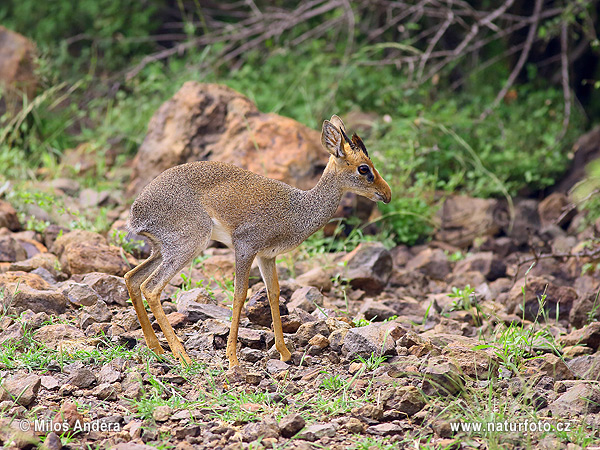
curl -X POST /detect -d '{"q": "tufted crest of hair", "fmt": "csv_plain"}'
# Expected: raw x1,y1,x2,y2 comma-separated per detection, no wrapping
351,133,369,158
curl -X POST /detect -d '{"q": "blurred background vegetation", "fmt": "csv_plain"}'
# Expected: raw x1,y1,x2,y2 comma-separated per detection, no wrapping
0,0,599,245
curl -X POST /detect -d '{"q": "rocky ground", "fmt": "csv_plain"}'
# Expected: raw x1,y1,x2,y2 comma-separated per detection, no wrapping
0,183,600,450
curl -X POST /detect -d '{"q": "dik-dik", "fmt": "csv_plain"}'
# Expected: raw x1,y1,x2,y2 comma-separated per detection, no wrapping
124,115,392,368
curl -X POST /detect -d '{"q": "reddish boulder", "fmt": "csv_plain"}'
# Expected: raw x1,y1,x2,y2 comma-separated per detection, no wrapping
127,82,329,197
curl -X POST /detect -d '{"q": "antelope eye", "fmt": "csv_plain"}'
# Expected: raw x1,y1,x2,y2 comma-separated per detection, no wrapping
358,165,370,175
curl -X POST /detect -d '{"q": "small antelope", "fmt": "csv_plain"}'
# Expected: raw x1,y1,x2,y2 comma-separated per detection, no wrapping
124,115,391,368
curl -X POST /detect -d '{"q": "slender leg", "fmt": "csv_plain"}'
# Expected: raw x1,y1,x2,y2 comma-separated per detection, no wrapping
257,256,291,362
124,252,164,355
141,260,193,364
226,249,255,368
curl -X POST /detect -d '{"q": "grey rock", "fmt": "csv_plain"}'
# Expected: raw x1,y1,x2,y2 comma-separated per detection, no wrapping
266,359,290,374
68,368,96,388
568,354,600,380
0,373,41,406
61,282,99,306
238,328,271,349
152,405,172,422
453,252,506,281
342,321,404,360
245,287,288,327
342,242,393,293
295,320,329,346
177,296,232,322
359,299,398,321
176,287,214,305
2,284,66,315
88,299,112,322
92,382,118,400
98,364,122,384
368,423,404,436
288,286,323,313
560,322,600,351
82,272,129,306
43,431,62,450
549,383,600,417
421,357,463,395
0,321,23,345
406,248,450,280
0,235,27,262
40,376,60,390
295,423,336,442
241,418,279,442
279,413,306,438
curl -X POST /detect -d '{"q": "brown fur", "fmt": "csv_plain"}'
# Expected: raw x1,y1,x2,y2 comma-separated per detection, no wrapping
125,115,392,367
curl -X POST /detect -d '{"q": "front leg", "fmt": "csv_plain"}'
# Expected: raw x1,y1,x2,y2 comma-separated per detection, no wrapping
257,256,291,362
226,250,255,368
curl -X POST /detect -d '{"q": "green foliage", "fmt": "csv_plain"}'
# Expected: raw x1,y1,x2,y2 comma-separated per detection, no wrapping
354,352,389,372
0,0,161,71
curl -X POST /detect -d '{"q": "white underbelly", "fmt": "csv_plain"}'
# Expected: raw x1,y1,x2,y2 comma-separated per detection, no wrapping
210,219,233,248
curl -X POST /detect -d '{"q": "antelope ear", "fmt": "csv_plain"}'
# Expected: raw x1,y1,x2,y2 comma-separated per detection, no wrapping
330,115,346,134
321,120,345,158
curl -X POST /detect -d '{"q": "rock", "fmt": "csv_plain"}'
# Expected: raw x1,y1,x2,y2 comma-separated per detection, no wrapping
43,432,62,450
177,297,232,322
342,242,393,293
308,334,329,349
295,267,333,291
538,193,573,228
127,82,328,197
421,357,463,395
51,230,107,256
61,282,99,306
435,195,504,248
238,328,271,349
153,405,172,422
266,359,290,374
295,423,336,442
368,423,404,436
0,201,20,231
68,368,96,388
295,320,330,346
1,283,66,315
8,252,61,276
40,376,59,391
560,322,600,350
569,292,600,328
51,178,81,196
522,354,574,381
568,354,600,380
0,321,23,345
0,26,37,114
245,288,288,327
0,235,27,262
344,417,365,434
35,324,85,350
0,373,40,406
405,248,450,280
176,287,213,306
280,313,303,333
241,418,279,442
114,443,156,450
506,276,577,321
279,413,306,438
82,272,130,306
60,242,132,276
287,286,323,313
359,299,398,321
549,383,600,417
508,199,541,245
452,252,506,281
342,321,404,360
383,386,426,417
442,342,498,378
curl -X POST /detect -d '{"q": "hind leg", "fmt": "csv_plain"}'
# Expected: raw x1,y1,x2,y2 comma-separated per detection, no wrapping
125,251,164,355
141,230,210,364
